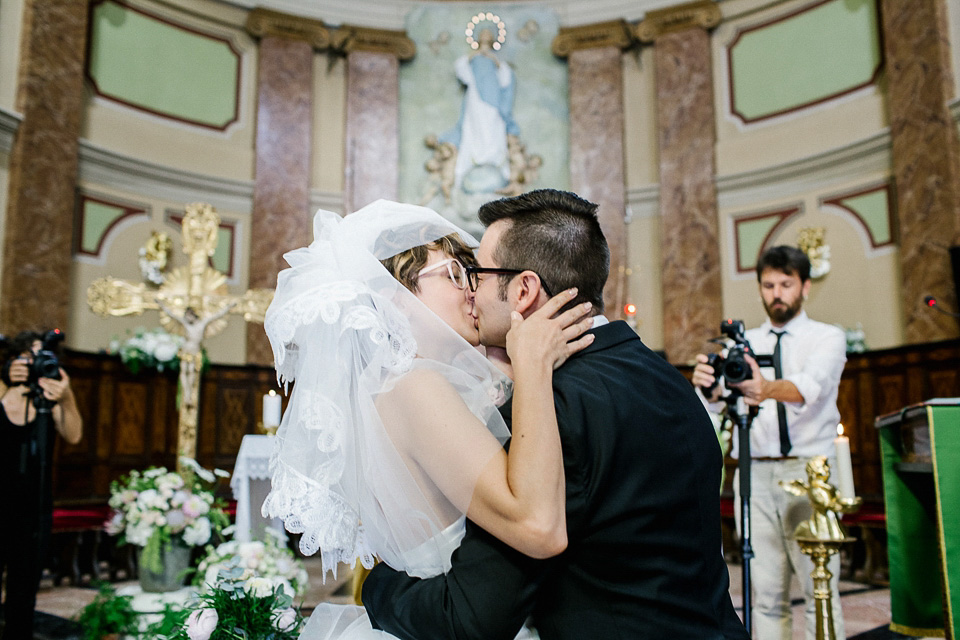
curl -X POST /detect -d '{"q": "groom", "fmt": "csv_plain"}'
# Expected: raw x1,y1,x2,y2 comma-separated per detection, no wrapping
363,189,748,639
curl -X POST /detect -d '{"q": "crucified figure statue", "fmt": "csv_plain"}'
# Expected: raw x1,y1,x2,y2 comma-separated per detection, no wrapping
159,300,237,458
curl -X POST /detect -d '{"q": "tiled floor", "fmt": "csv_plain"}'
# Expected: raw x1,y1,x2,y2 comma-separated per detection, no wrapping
28,559,938,639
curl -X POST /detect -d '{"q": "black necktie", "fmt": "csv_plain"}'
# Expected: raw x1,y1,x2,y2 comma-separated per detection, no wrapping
771,330,791,456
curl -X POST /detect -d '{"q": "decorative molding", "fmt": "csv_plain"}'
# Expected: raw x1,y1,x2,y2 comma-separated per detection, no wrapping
0,108,22,152
76,138,343,216
634,130,894,219
625,184,661,221
331,25,415,60
634,0,722,43
225,0,677,31
551,20,633,57
716,129,893,209
244,7,330,49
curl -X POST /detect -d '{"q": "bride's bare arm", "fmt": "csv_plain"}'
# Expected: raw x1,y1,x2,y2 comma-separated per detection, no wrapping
398,290,593,559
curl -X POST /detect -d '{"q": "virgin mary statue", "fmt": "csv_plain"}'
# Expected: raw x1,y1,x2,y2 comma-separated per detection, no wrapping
440,27,518,193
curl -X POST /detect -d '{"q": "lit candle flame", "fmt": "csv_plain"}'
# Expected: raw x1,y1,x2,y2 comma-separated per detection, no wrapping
837,423,844,437
268,389,277,397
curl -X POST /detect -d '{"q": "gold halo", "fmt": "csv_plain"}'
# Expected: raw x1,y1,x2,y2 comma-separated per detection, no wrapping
464,12,506,51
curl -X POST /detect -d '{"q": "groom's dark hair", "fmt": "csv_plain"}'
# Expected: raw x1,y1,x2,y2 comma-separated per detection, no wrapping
478,189,609,313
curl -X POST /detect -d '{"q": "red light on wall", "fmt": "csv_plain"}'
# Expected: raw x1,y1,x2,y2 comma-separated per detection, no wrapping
623,303,637,317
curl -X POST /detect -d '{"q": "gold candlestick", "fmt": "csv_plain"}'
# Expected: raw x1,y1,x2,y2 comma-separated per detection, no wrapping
781,456,862,640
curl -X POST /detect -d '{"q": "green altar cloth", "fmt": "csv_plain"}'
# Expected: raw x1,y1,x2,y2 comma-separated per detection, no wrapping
877,399,960,638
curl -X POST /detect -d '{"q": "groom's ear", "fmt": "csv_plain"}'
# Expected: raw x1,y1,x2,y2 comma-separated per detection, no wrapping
514,271,547,317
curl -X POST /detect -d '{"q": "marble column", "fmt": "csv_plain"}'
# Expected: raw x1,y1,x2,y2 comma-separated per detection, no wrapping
553,22,633,320
637,1,722,364
880,0,960,342
1,0,89,334
335,27,415,214
244,10,328,364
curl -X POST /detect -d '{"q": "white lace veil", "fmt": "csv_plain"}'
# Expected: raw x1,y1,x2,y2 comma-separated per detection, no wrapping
261,200,511,578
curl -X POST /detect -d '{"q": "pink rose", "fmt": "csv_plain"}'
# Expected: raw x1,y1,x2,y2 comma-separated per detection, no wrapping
103,512,124,536
185,608,218,640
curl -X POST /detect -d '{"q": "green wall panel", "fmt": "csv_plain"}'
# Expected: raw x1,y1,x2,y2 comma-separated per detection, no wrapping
734,208,799,273
88,1,240,129
211,227,231,275
729,0,881,122
838,189,891,246
80,199,136,255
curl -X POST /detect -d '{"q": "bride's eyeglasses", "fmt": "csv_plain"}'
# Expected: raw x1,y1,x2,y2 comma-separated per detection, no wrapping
417,258,469,290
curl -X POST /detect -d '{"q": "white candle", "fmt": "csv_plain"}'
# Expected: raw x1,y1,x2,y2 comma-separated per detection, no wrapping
263,391,282,428
833,423,856,500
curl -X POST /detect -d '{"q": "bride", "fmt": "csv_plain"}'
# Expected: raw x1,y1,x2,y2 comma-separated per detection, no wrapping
261,200,593,639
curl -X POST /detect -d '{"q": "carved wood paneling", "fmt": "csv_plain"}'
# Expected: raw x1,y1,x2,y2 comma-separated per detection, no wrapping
53,351,278,503
54,342,960,508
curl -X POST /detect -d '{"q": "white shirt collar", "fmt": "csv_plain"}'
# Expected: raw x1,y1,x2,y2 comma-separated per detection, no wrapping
590,315,610,329
760,309,809,335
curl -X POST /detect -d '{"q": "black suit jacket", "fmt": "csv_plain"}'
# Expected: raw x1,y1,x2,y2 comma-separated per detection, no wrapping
364,321,749,640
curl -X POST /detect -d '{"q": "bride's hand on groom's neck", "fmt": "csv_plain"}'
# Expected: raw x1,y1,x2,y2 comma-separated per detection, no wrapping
484,346,514,379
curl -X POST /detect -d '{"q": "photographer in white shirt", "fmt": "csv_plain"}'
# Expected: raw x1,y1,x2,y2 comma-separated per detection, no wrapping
693,245,847,640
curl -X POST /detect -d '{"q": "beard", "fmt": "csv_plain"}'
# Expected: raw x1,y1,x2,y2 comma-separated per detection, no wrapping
764,296,803,325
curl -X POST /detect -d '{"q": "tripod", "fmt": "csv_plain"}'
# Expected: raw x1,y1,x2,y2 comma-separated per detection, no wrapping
722,390,759,636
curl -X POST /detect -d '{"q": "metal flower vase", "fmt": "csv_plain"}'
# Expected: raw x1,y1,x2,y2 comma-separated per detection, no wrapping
138,540,191,593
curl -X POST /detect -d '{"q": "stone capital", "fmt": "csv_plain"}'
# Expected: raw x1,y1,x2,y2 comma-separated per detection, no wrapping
244,8,330,49
331,25,416,60
551,20,633,58
634,0,722,43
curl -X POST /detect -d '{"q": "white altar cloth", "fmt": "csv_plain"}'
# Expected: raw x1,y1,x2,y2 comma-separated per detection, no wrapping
230,434,285,543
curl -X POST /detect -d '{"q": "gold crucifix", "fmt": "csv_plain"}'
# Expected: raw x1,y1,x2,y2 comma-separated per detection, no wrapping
87,203,273,468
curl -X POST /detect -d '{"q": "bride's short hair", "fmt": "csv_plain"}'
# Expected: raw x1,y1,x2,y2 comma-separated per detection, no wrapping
382,233,477,294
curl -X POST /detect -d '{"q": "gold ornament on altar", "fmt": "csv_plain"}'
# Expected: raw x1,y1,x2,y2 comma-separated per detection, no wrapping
87,203,274,468
139,231,173,285
798,227,830,279
780,455,861,640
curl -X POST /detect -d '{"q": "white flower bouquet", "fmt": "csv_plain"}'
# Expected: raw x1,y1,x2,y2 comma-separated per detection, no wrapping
195,529,309,597
107,326,184,374
174,566,303,640
105,459,230,574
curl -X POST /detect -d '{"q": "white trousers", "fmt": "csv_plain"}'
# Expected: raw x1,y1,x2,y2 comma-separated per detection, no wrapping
734,458,845,640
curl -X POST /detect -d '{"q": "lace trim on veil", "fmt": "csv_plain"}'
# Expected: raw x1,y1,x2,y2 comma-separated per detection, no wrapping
261,281,415,577
265,281,415,385
261,462,376,576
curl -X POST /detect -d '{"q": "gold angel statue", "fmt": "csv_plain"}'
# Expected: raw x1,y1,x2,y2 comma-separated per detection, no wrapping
781,456,861,541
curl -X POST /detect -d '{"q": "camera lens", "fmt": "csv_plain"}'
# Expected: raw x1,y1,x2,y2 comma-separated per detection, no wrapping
723,361,748,383
722,347,750,384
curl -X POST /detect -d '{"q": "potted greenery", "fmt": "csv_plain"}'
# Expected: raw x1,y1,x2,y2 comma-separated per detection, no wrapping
76,583,138,640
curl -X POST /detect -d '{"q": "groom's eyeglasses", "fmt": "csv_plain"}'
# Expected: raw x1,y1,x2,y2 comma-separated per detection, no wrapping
465,266,554,298
418,258,469,290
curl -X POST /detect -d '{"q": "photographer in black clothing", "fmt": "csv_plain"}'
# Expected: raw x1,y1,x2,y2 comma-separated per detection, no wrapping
0,331,82,640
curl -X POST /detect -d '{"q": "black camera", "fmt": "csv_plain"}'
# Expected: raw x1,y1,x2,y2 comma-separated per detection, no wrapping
1,329,64,401
703,320,773,392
